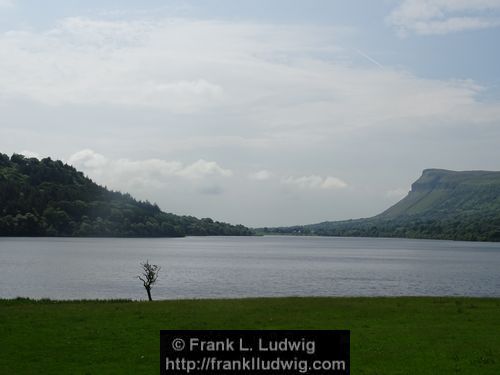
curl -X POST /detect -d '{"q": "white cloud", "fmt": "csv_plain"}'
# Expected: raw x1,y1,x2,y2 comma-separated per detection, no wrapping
20,150,41,159
0,15,497,131
154,79,222,97
248,170,272,181
388,0,500,36
177,159,232,179
282,175,347,190
0,0,14,8
68,149,109,169
67,149,232,191
321,176,349,189
0,18,225,112
386,188,409,199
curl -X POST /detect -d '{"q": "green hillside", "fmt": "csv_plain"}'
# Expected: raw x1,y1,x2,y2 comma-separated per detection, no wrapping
262,169,500,241
379,169,500,218
0,153,253,237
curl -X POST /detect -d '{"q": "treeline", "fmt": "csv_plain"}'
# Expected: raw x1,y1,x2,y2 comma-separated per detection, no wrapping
0,153,253,237
261,169,500,242
260,213,500,242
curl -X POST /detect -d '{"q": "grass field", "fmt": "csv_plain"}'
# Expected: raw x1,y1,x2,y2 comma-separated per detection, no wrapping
0,297,499,374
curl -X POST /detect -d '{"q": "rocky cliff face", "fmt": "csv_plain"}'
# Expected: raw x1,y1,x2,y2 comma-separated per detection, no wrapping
411,169,455,191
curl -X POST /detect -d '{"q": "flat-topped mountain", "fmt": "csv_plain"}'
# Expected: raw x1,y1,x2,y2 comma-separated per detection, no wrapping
379,169,500,219
0,153,253,237
262,169,500,242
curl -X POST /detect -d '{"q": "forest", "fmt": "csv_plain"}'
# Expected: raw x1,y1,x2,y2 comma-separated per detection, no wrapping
261,213,500,242
0,153,253,237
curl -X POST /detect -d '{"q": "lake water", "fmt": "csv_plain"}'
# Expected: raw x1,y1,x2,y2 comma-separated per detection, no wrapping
0,236,499,300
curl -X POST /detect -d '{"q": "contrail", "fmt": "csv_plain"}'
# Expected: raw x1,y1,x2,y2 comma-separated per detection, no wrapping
354,48,385,69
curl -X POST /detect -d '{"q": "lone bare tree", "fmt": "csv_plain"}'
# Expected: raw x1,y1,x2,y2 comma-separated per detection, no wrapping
137,260,160,301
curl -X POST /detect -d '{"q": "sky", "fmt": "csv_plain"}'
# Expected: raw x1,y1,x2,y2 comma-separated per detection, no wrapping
1,0,500,227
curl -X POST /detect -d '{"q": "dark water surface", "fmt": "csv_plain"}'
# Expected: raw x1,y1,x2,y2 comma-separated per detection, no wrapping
0,236,499,300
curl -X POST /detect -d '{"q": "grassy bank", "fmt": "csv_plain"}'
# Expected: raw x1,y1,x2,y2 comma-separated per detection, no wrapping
0,297,499,374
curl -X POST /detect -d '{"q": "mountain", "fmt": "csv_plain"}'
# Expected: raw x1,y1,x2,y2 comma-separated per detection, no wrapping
0,153,253,237
378,169,500,219
261,169,500,242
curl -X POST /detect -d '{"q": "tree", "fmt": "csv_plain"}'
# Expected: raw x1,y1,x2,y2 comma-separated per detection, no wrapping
137,260,160,301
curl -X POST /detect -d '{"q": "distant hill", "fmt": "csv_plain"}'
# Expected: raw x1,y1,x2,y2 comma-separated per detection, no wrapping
0,153,253,237
261,169,500,241
378,169,500,219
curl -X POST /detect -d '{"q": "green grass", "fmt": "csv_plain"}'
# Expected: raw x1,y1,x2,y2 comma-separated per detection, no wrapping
1,297,499,374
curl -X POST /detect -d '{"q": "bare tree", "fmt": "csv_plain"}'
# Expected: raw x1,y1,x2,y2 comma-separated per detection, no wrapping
137,260,160,301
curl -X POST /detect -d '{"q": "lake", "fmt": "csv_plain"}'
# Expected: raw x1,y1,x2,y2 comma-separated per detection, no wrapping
0,236,499,300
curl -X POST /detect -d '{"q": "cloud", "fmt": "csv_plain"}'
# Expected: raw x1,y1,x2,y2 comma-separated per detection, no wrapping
248,170,272,181
67,149,232,190
388,0,500,36
0,15,498,131
0,18,225,112
154,79,222,97
20,150,41,159
0,0,14,8
197,184,224,195
0,17,347,112
68,149,109,169
386,188,409,199
177,159,232,179
321,176,349,189
282,175,347,190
